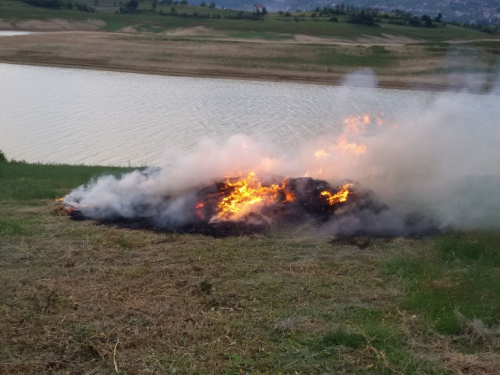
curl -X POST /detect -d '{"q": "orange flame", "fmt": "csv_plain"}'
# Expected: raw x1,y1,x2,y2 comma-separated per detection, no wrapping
195,201,205,220
332,114,394,157
216,172,294,220
320,183,354,205
55,196,86,214
333,115,372,156
54,196,79,215
314,149,329,159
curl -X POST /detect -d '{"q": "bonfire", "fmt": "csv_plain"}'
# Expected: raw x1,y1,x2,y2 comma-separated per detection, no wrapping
56,114,437,237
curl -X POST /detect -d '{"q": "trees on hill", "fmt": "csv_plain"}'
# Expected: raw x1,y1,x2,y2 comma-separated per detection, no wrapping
348,10,376,26
21,0,94,11
123,0,138,11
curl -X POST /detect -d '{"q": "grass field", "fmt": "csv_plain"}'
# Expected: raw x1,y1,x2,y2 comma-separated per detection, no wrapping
0,0,496,41
1,158,500,373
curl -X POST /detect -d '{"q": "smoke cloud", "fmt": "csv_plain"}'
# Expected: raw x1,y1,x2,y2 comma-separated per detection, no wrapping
64,67,500,236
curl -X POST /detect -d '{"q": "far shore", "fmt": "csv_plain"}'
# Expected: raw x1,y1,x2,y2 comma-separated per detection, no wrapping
2,56,498,93
0,31,499,93
0,57,454,92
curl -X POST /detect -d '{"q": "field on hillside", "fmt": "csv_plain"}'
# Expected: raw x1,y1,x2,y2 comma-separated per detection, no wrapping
1,159,500,374
0,0,497,41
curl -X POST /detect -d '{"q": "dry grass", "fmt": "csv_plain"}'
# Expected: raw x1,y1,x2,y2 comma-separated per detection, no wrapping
1,161,500,373
455,310,500,346
0,200,498,374
442,353,500,375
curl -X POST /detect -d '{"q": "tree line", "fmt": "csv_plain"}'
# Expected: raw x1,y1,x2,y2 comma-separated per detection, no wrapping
120,0,266,19
307,5,445,27
21,0,94,11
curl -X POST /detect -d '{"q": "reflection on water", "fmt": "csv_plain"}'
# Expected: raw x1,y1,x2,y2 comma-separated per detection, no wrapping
0,63,497,167
0,31,33,36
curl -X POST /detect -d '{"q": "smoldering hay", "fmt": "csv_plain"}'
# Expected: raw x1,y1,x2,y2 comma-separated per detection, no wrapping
60,126,435,237
62,70,500,237
62,161,436,237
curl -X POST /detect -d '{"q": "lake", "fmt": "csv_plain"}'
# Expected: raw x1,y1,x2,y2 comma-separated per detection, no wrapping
0,63,498,167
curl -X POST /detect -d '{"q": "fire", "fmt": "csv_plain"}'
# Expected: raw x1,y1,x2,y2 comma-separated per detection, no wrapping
195,201,205,220
211,173,353,220
260,157,278,171
54,196,85,214
320,183,354,205
331,113,393,157
281,179,295,203
333,115,372,156
306,113,392,179
54,196,79,214
314,149,329,159
214,172,294,220
344,115,371,131
335,138,367,155
65,206,79,214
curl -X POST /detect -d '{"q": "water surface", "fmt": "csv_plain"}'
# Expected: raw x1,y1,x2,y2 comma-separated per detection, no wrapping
0,31,33,37
0,63,498,167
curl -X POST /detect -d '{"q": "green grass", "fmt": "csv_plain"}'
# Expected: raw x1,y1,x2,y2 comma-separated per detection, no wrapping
0,216,32,236
384,230,500,334
465,40,500,48
381,23,486,41
226,30,294,41
314,48,397,67
196,43,400,71
0,160,134,239
307,329,366,349
269,326,443,374
438,66,498,74
0,160,133,202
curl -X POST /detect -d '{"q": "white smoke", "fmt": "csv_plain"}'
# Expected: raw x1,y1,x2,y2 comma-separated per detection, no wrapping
354,84,500,227
64,67,500,233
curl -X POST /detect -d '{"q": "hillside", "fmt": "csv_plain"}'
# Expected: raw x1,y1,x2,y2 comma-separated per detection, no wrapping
1,0,498,38
211,0,500,25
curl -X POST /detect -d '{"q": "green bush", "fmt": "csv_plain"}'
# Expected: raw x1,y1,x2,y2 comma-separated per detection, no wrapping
0,150,7,163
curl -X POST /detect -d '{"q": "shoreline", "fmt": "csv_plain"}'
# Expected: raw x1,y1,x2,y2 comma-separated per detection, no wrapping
0,57,489,93
1,31,499,93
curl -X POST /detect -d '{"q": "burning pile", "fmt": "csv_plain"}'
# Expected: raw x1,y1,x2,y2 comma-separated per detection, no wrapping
58,112,439,238
195,173,355,223
60,171,398,237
